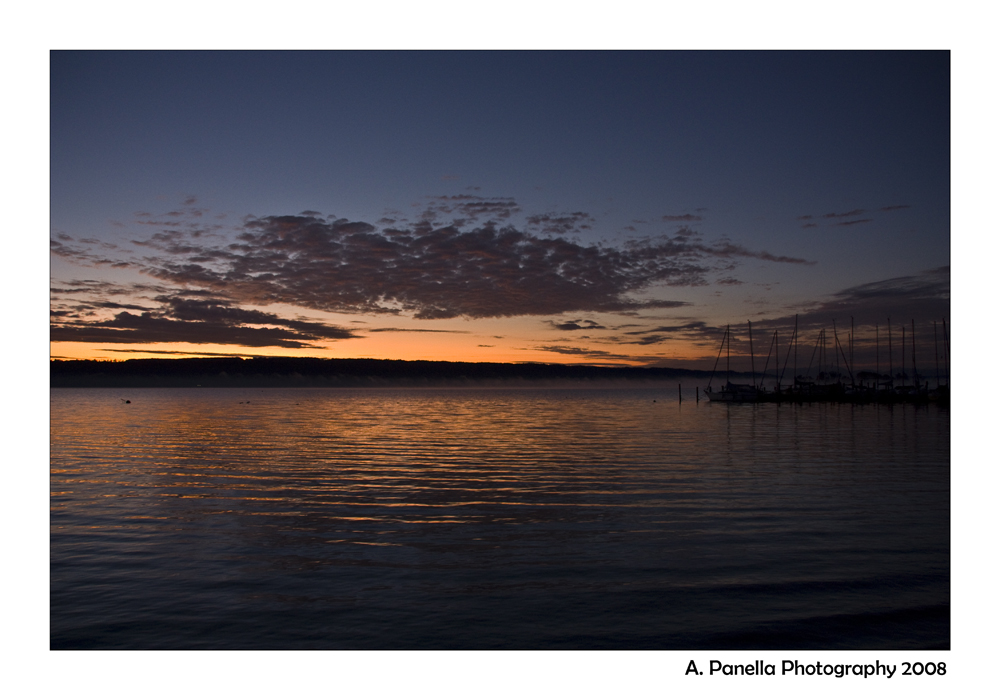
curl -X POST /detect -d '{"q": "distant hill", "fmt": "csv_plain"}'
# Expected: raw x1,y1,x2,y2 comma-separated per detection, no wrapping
50,357,749,388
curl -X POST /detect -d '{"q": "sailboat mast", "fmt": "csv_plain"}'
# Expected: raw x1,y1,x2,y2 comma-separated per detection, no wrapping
833,320,840,379
833,321,854,386
707,325,728,390
887,318,893,390
901,324,906,386
850,316,854,372
777,317,795,391
748,320,756,389
818,330,822,376
726,324,730,386
942,317,949,385
793,314,798,387
934,320,940,388
770,330,778,390
849,331,853,386
821,329,826,376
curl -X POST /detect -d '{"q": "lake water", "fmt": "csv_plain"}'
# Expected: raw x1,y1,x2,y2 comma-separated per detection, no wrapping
50,386,949,649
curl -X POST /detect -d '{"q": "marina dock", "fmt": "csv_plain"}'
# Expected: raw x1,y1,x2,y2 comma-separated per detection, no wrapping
702,317,950,406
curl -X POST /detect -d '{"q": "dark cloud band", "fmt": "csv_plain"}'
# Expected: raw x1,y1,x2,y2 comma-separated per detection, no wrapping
50,292,358,348
111,213,814,320
51,205,817,349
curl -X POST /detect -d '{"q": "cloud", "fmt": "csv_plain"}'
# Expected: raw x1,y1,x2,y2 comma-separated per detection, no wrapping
525,211,595,235
795,205,906,228
734,267,952,376
691,240,813,265
51,279,175,296
607,321,718,347
54,210,812,321
624,321,713,335
792,266,950,327
661,214,703,222
50,238,130,268
50,292,359,348
822,209,867,218
548,319,607,331
637,269,946,344
100,349,260,357
420,195,521,223
620,334,671,345
367,327,469,333
521,269,950,370
648,268,950,366
534,345,641,362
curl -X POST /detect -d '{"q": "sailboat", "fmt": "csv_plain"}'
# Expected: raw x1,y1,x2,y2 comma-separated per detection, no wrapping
704,323,761,402
704,382,760,402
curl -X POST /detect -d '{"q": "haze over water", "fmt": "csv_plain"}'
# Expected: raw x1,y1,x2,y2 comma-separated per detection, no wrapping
50,386,948,649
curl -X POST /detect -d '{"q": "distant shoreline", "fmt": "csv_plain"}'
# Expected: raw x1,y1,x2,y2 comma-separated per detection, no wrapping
50,357,752,389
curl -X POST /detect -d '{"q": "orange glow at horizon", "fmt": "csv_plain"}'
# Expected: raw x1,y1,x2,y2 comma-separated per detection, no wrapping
49,335,717,368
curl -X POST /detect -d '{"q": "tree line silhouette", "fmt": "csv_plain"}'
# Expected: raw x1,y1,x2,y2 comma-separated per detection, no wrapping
51,357,724,388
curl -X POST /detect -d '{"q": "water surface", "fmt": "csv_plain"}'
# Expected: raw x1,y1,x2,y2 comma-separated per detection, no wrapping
50,387,949,649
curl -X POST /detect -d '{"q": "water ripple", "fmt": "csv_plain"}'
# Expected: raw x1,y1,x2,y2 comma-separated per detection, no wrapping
51,387,949,649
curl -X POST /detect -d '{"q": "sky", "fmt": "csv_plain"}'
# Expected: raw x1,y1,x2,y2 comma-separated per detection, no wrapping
50,50,951,372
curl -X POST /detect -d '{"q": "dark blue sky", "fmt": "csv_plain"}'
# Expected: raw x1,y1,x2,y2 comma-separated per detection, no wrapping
50,51,950,366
